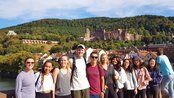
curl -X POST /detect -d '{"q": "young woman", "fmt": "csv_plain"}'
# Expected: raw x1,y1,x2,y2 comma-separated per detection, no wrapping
146,58,162,98
123,59,138,98
100,53,118,98
53,55,72,98
133,56,152,98
35,60,54,98
111,55,126,98
15,57,35,98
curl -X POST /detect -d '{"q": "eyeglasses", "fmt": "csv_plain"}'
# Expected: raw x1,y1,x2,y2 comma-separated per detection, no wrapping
91,56,98,59
26,62,34,64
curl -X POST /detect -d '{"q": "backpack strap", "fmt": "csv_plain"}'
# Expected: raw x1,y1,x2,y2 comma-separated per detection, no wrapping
70,57,76,83
70,56,87,83
97,65,101,79
97,65,103,91
35,72,41,86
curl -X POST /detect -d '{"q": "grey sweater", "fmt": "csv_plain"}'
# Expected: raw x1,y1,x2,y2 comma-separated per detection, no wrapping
15,70,35,98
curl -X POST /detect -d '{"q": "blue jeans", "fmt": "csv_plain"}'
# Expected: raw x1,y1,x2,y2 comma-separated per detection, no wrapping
161,73,174,98
90,95,100,98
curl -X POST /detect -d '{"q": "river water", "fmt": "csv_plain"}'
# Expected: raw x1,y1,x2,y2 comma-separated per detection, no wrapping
0,78,15,91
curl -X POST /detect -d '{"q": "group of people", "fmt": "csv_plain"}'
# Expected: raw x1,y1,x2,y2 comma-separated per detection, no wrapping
15,44,174,98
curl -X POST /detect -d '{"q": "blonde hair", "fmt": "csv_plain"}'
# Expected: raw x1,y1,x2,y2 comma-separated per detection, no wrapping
60,55,71,71
100,53,109,65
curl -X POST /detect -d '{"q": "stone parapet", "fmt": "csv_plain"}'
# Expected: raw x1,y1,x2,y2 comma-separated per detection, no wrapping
0,90,15,98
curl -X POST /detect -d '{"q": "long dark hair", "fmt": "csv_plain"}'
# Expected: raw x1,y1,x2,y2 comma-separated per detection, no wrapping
147,58,160,72
40,60,53,87
133,58,144,69
111,55,122,72
123,59,133,72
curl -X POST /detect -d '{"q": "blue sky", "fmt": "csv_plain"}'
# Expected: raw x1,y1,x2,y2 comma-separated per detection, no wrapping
0,0,174,29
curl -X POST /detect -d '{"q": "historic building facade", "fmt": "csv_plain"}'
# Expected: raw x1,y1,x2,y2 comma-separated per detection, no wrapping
81,28,141,41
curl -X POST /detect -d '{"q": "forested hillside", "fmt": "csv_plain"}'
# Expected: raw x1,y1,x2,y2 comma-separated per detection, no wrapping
0,15,174,43
0,15,174,74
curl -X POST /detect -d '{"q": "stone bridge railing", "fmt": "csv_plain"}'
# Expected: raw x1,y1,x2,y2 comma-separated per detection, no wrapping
0,90,15,98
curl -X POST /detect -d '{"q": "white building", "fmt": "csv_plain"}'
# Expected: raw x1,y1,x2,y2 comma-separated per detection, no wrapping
6,31,17,36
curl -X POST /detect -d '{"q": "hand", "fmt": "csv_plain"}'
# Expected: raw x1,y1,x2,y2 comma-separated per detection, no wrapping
100,92,104,98
105,85,108,90
115,75,120,80
115,89,119,93
134,89,138,95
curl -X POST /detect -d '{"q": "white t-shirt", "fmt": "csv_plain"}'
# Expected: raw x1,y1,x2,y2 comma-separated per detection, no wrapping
35,72,54,92
71,58,90,90
115,67,127,89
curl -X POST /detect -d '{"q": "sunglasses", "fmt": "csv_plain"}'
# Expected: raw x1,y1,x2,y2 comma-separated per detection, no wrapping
91,56,98,59
26,62,34,64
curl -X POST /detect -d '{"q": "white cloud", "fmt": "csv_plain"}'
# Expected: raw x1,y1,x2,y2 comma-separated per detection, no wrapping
0,0,174,20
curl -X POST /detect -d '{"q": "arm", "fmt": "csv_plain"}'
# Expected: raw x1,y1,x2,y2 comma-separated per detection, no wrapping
52,68,59,98
69,58,73,69
100,76,105,98
15,74,22,98
99,66,105,98
132,69,138,88
52,68,59,84
143,67,152,85
156,57,160,64
132,70,138,94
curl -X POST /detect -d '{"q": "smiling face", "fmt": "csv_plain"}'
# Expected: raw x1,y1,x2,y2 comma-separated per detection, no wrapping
100,54,109,64
43,62,53,74
77,47,85,58
112,57,118,65
133,59,141,68
60,55,69,68
149,59,156,69
123,59,130,70
25,58,35,72
90,52,98,65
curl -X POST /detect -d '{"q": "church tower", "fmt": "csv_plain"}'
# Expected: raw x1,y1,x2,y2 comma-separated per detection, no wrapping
84,28,91,41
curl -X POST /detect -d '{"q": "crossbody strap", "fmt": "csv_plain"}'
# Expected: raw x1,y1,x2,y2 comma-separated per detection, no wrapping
35,72,41,86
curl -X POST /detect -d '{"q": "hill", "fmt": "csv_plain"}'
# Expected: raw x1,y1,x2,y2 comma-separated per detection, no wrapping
1,15,174,36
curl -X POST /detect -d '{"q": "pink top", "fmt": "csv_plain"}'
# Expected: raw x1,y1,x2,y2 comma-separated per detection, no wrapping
134,67,152,90
86,65,104,95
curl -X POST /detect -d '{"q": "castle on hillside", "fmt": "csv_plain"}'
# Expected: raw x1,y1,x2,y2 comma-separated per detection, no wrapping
80,28,142,41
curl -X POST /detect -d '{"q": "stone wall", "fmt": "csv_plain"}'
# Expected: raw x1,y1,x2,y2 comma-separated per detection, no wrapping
0,90,15,98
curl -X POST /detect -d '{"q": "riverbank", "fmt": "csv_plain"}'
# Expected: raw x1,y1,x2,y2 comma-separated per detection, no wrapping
0,78,15,98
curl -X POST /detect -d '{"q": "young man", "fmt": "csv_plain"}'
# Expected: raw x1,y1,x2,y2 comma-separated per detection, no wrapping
86,51,105,98
71,44,90,98
156,48,174,98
